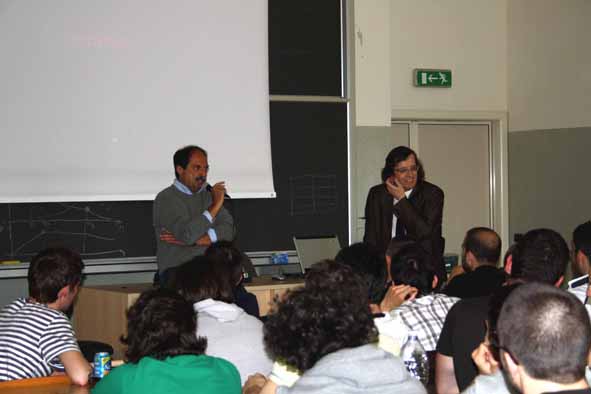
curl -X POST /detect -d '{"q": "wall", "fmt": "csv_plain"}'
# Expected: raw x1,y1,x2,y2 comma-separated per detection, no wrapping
507,0,591,244
389,0,507,113
508,0,591,132
508,127,591,243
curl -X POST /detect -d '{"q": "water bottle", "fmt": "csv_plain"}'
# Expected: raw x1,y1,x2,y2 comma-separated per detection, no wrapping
400,331,429,385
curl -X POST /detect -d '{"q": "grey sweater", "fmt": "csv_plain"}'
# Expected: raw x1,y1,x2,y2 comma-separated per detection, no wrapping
276,344,426,394
153,185,234,272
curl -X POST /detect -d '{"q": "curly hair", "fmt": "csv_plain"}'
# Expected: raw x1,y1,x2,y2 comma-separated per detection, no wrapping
121,287,207,363
263,260,378,373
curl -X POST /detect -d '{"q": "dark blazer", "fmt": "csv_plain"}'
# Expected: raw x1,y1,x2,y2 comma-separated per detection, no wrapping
363,180,445,277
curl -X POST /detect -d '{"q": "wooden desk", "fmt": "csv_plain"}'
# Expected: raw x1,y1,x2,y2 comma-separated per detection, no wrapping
72,277,303,359
0,375,91,394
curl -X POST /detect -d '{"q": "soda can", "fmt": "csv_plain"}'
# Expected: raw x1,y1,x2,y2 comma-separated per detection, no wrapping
93,352,111,378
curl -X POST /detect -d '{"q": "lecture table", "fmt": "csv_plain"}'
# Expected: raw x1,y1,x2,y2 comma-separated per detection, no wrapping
0,375,92,394
72,276,304,359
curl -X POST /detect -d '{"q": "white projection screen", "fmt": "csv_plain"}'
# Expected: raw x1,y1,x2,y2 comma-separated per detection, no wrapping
0,1,275,202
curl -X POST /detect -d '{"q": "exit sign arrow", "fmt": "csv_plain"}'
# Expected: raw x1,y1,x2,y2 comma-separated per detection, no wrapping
414,69,452,87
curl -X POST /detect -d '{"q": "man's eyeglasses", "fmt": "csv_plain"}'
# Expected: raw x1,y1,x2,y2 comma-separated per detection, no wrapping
394,165,420,175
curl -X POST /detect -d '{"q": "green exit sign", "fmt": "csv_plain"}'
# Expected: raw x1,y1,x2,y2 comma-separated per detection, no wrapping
414,69,452,87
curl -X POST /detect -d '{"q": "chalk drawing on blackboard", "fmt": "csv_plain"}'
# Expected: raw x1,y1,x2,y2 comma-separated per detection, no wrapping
289,175,338,216
1,203,127,259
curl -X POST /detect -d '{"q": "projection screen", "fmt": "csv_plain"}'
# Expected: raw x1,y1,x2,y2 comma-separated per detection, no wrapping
0,0,275,202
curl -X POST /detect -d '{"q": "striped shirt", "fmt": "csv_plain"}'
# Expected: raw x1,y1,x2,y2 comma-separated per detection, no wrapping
0,298,80,381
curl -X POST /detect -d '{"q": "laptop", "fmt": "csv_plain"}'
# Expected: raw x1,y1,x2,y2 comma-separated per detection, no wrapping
293,235,341,275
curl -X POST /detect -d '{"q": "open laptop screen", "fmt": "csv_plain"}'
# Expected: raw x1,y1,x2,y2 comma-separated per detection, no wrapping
293,235,341,274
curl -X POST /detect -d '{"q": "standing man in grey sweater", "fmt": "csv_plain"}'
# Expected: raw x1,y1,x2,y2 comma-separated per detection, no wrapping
153,145,235,282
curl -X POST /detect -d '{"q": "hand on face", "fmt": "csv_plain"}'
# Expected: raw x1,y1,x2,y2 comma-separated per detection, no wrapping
385,177,407,200
472,342,500,375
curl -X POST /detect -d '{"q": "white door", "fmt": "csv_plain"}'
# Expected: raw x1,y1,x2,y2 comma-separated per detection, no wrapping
416,123,492,255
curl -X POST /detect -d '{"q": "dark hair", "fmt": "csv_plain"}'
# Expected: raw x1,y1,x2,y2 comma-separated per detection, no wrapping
497,282,591,383
122,287,207,363
263,260,377,373
510,228,569,284
385,235,417,258
381,146,425,182
389,244,434,296
573,221,591,259
172,256,234,304
205,241,245,286
486,283,521,362
28,248,84,303
463,227,501,266
334,242,388,304
173,145,207,180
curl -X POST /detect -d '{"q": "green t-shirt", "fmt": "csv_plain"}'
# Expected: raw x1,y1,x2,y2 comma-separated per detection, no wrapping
92,354,241,394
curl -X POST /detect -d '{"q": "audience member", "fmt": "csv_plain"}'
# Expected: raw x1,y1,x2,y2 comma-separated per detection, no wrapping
435,228,569,394
385,235,417,281
497,283,591,394
461,283,521,394
443,227,506,298
205,240,260,318
93,287,240,394
173,256,272,384
389,244,459,351
243,260,426,394
0,248,91,384
569,220,591,303
335,242,413,354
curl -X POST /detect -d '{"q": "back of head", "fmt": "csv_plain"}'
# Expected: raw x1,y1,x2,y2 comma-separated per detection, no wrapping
486,283,521,362
389,244,434,296
510,228,569,284
28,247,84,303
573,220,591,260
497,282,591,383
122,287,207,363
205,240,245,287
385,235,417,260
335,242,388,304
264,260,377,373
463,227,501,266
172,256,234,304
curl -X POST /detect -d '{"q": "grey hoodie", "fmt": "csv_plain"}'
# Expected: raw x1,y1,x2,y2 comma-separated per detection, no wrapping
276,344,426,394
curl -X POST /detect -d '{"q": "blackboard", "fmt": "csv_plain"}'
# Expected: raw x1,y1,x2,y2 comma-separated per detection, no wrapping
0,102,348,260
0,1,347,261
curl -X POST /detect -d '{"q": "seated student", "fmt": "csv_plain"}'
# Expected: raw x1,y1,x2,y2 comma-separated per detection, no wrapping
205,241,260,318
461,283,521,394
0,248,91,384
92,287,240,394
389,244,459,351
173,256,272,384
443,227,506,299
243,260,426,394
335,242,414,355
497,283,591,394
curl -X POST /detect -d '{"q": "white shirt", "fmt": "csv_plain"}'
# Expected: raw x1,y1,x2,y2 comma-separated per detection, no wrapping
391,189,413,238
